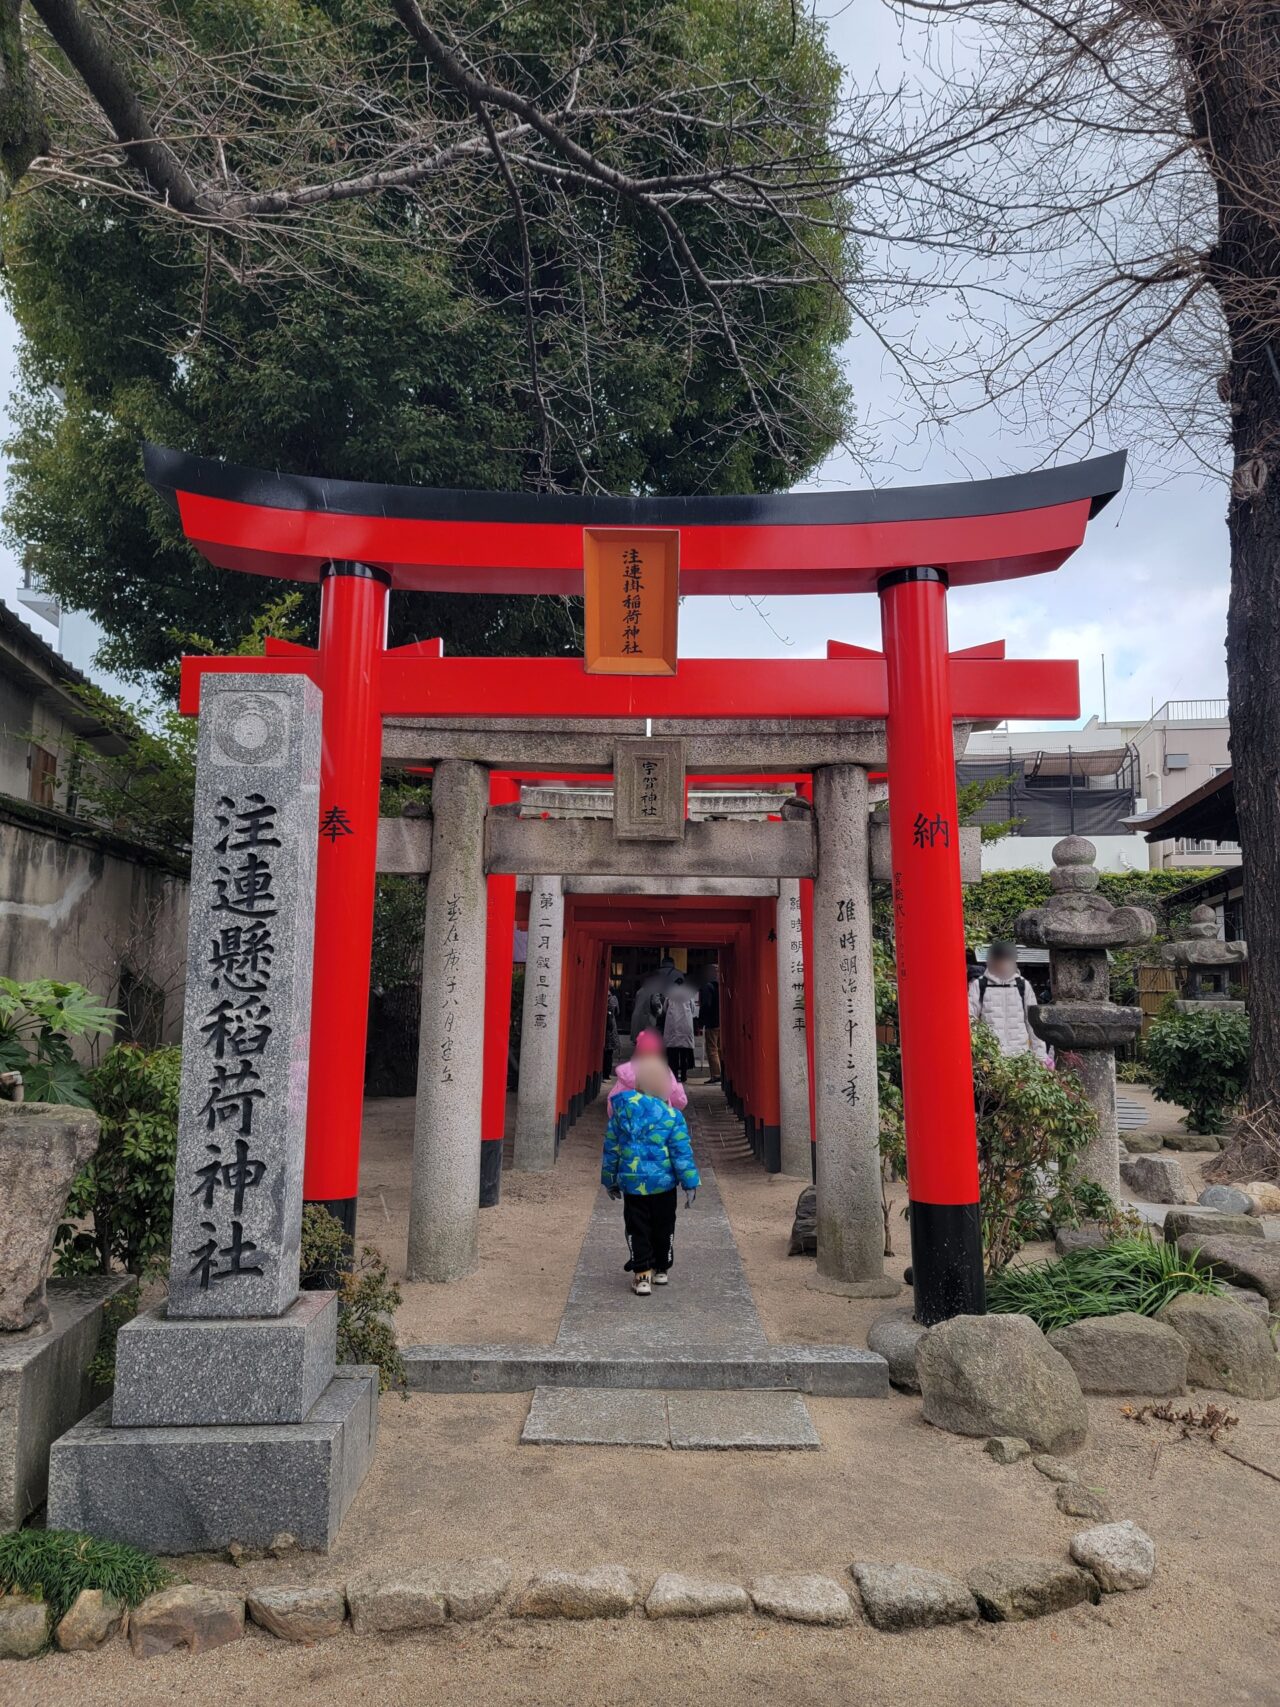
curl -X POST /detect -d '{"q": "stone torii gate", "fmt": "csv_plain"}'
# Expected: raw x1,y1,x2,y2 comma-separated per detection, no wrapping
154,445,1123,1322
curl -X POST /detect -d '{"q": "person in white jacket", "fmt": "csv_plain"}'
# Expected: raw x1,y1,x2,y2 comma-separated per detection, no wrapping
969,942,1048,1063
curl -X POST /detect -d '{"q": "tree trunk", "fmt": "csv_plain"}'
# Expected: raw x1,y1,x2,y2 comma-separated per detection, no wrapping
1190,6,1280,1139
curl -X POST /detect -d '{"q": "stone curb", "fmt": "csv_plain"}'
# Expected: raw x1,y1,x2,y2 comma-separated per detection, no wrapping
3,1533,1157,1658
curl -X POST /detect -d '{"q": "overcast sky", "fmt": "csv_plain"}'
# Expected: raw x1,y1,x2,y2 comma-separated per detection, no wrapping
0,0,1230,726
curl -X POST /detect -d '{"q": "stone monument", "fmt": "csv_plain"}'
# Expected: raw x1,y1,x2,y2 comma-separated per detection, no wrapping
1017,837,1156,1200
1162,905,1247,1012
49,674,378,1553
0,1101,133,1527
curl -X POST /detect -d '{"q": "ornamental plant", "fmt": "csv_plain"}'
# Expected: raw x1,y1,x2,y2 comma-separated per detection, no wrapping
55,1043,181,1278
1147,1007,1251,1134
988,1235,1225,1332
0,1529,169,1634
300,1205,408,1397
0,977,118,1106
972,1023,1101,1271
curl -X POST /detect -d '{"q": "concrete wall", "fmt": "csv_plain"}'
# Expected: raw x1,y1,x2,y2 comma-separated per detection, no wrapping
0,805,189,1043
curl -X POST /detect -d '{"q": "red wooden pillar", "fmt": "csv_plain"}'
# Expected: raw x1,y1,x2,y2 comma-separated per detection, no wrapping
305,563,389,1235
480,772,519,1207
879,568,984,1323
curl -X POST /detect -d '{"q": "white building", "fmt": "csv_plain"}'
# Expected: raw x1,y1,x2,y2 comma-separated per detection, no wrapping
963,700,1237,874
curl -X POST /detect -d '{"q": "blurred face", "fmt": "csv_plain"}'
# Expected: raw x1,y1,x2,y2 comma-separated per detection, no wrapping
988,953,1017,981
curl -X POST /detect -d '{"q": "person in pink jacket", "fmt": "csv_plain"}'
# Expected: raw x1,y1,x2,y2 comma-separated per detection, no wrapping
607,1029,688,1111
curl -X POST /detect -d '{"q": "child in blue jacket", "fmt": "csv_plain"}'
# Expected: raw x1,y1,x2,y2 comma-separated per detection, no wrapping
602,1052,700,1295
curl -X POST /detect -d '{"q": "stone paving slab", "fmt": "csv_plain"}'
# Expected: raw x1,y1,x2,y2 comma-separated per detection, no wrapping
520,1387,822,1449
554,1124,766,1356
403,1342,888,1396
667,1390,819,1451
522,1388,670,1447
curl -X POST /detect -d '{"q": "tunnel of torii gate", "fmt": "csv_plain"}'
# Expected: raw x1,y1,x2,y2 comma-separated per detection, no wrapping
150,442,1124,1323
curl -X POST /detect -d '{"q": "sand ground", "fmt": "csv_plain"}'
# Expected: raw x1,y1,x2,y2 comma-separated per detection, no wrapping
6,1089,1277,1707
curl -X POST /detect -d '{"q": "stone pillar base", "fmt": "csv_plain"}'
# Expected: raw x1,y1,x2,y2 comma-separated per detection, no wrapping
0,1273,135,1528
805,1274,903,1300
48,1365,378,1553
111,1293,338,1428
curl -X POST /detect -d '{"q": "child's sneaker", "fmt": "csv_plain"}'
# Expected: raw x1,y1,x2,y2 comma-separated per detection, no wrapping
653,1272,670,1286
632,1273,652,1296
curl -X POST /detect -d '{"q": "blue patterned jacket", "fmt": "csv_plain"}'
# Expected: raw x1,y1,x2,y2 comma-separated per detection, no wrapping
602,1092,701,1197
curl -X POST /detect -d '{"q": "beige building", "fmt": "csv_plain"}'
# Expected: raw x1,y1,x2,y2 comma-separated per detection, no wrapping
0,599,188,1044
963,699,1236,874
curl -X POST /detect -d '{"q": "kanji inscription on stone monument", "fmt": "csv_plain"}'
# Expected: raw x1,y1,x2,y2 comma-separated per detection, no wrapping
613,737,686,840
168,674,321,1319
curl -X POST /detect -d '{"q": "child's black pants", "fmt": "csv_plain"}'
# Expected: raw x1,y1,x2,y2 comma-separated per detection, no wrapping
623,1188,678,1273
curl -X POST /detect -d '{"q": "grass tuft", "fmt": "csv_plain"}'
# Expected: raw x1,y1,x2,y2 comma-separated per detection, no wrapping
986,1234,1225,1333
0,1529,170,1627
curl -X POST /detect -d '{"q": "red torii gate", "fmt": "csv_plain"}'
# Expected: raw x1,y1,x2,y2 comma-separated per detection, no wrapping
154,443,1123,1321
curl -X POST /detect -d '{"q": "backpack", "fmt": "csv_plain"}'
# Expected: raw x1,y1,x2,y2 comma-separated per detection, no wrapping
977,975,1027,1013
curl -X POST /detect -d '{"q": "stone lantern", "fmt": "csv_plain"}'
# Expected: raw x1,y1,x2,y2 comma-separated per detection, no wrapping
1016,837,1156,1199
1162,905,1247,1011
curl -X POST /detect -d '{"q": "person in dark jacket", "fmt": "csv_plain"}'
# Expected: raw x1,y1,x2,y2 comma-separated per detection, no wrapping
602,1053,700,1295
603,987,620,1077
699,964,722,1083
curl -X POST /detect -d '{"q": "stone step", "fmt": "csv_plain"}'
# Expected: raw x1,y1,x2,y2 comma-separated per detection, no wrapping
521,1386,821,1449
403,1341,887,1397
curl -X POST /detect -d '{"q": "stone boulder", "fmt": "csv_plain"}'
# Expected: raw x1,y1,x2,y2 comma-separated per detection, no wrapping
916,1314,1088,1454
513,1567,637,1620
1055,1482,1110,1521
246,1585,346,1643
1046,1312,1187,1396
748,1574,853,1626
1119,1154,1188,1205
1198,1185,1253,1214
1162,1131,1221,1153
1120,1132,1163,1155
1163,1208,1262,1245
967,1558,1100,1622
0,1593,48,1658
1242,1181,1280,1216
866,1307,927,1393
54,1588,124,1651
788,1186,817,1256
1175,1235,1280,1308
851,1562,977,1631
1069,1521,1155,1593
644,1574,749,1619
0,1102,100,1331
1032,1454,1078,1483
128,1585,245,1658
347,1569,446,1633
1054,1225,1111,1257
984,1435,1031,1464
1156,1292,1280,1400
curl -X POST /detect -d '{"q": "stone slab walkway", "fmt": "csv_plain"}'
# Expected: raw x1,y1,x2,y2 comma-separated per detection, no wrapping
521,1386,820,1450
529,1089,818,1446
554,1099,766,1357
403,1085,889,1402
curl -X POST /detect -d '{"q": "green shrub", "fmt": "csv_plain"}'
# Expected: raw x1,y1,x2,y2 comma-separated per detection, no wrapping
0,1529,170,1631
55,1044,181,1278
1147,1007,1250,1134
0,978,118,1106
972,1024,1100,1271
987,1234,1225,1331
300,1205,408,1397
